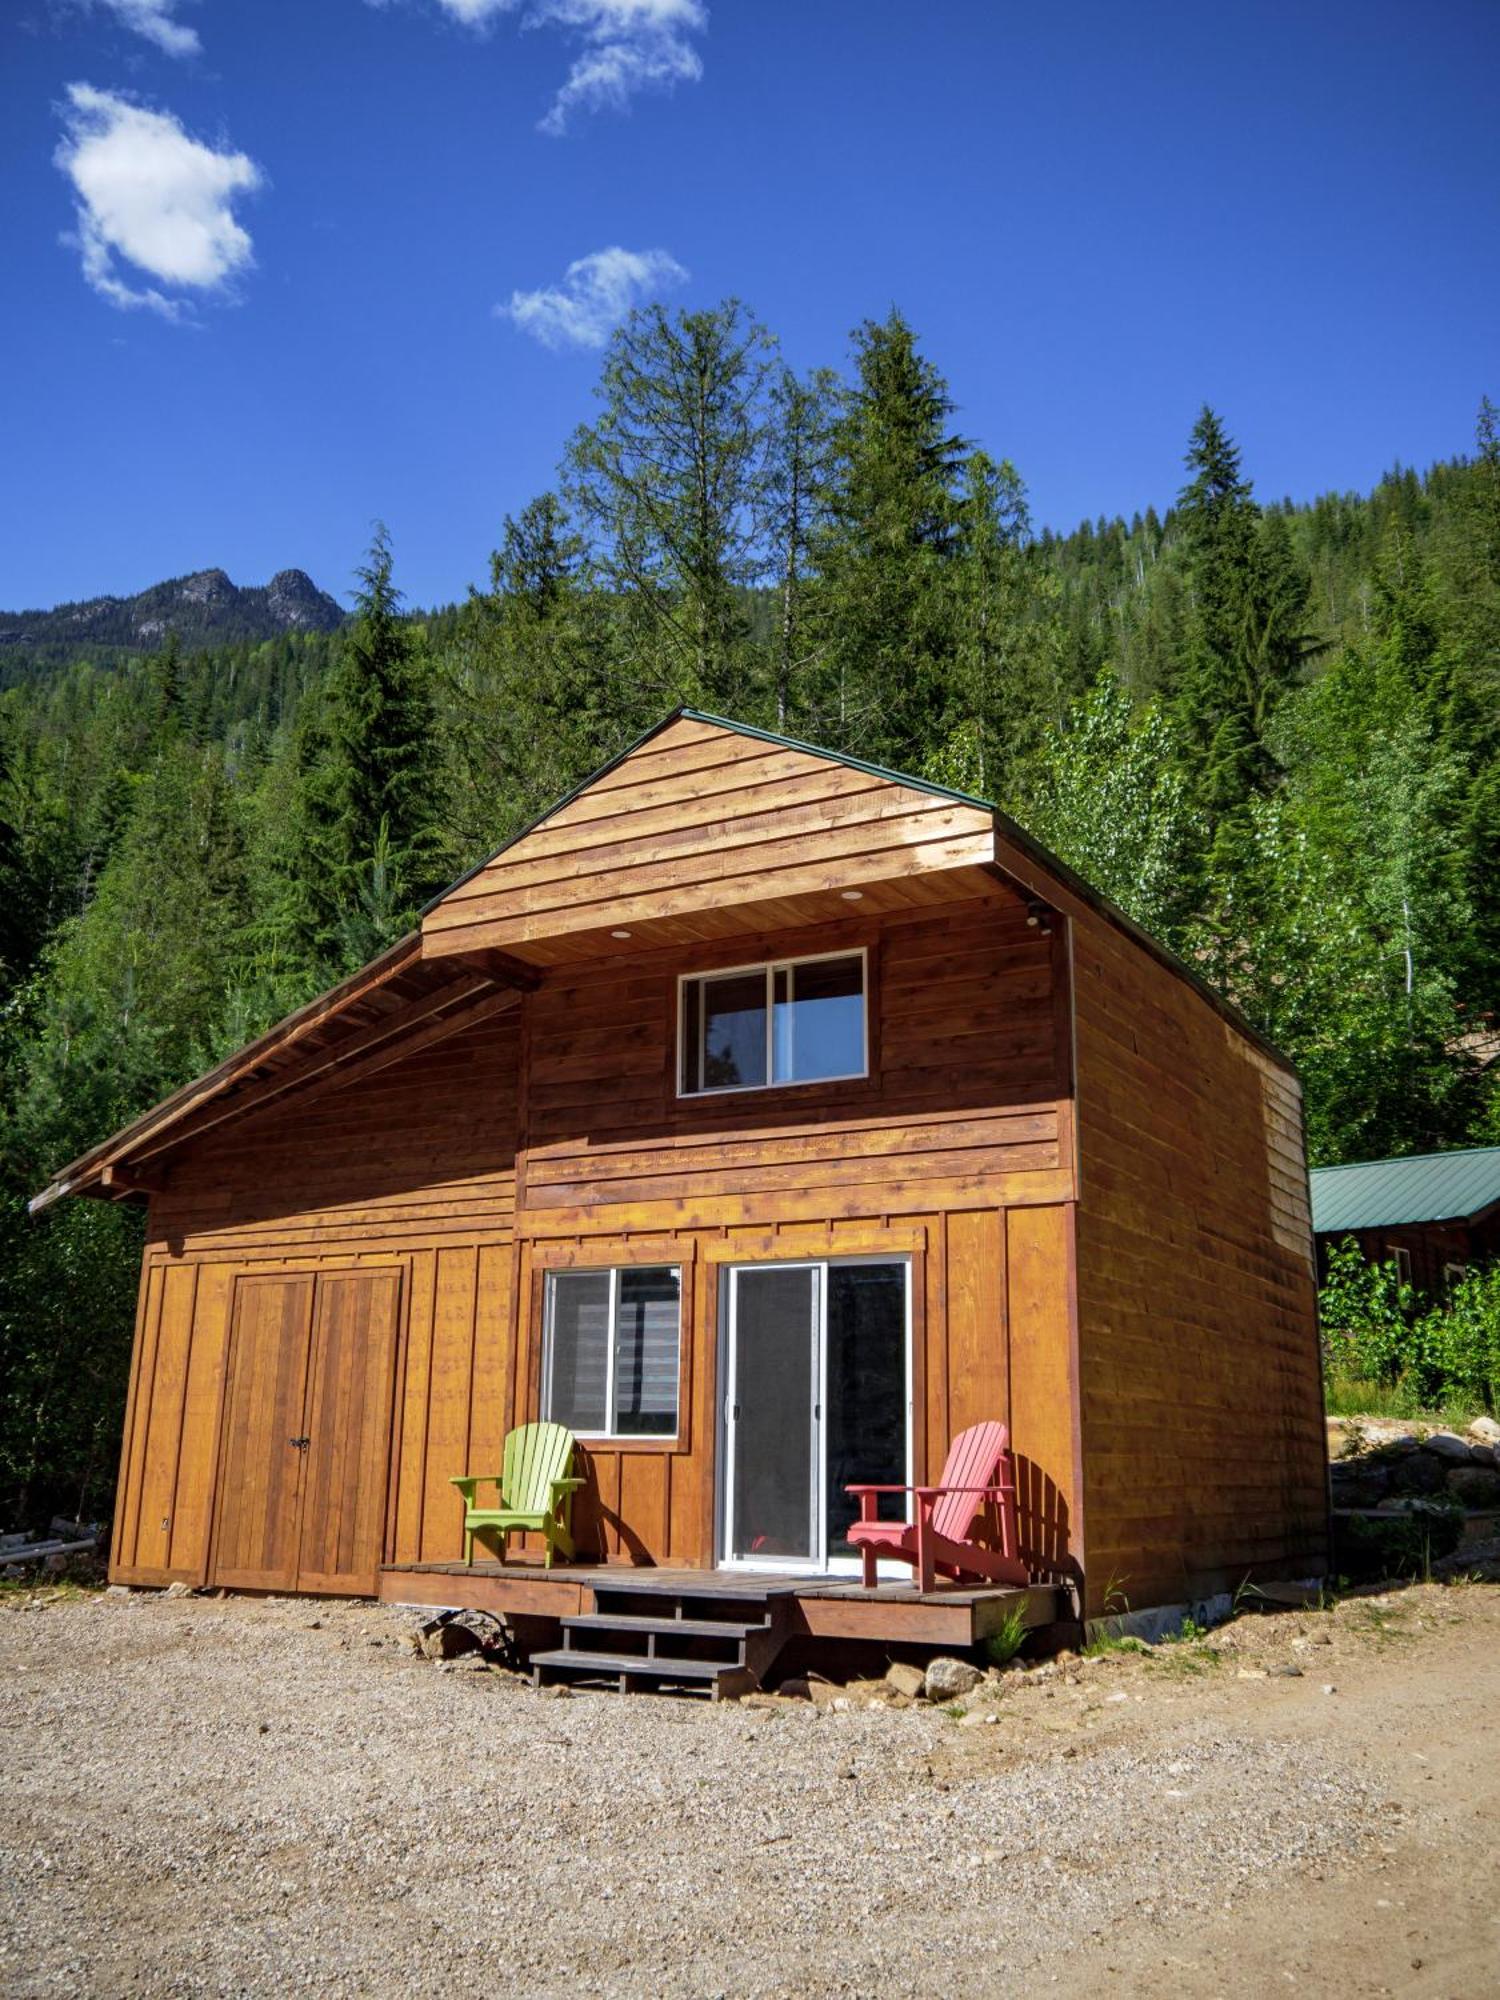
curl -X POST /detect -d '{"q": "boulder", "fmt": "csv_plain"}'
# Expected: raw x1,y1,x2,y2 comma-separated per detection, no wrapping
1466,1416,1500,1449
924,1656,983,1702
1446,1465,1500,1509
419,1619,480,1660
1389,1452,1446,1496
1471,1443,1497,1469
884,1662,927,1700
1329,1470,1389,1508
1422,1431,1472,1461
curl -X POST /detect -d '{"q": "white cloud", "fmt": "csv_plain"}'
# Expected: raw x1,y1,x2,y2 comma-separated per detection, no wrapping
91,1,202,58
55,85,264,320
426,0,707,133
499,245,688,348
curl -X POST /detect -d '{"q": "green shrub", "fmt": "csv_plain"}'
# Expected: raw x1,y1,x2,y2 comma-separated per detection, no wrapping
1318,1238,1415,1385
1332,1507,1462,1581
1319,1238,1498,1416
1418,1266,1500,1411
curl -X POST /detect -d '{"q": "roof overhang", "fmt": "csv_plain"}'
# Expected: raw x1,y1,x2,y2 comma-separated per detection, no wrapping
28,935,538,1214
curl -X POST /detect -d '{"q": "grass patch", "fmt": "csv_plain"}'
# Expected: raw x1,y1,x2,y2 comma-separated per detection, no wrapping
981,1605,1030,1669
1325,1372,1485,1428
1082,1633,1152,1659
1148,1643,1219,1677
1344,1602,1416,1647
0,1574,100,1606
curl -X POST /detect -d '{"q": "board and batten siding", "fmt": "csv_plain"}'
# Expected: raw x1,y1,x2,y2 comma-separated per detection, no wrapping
1069,902,1328,1618
111,1011,521,1586
109,895,1082,1589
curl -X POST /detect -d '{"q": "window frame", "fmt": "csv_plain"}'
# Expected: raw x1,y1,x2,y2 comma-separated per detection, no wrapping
540,1263,683,1444
1390,1245,1413,1287
676,947,870,1099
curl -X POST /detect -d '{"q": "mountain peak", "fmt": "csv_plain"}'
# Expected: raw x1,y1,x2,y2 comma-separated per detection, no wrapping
0,568,346,666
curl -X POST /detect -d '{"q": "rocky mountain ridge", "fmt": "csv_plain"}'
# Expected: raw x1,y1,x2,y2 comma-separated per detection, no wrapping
0,568,345,663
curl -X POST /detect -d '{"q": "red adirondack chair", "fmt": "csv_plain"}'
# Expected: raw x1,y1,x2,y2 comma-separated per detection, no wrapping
845,1420,1028,1592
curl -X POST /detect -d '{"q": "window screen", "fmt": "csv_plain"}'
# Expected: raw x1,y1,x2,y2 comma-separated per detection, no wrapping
544,1267,681,1438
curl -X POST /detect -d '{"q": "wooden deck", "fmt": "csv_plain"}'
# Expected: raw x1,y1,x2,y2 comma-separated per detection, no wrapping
378,1560,1060,1649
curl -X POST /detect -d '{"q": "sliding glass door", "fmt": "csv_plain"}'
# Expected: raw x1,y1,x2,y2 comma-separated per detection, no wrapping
720,1259,910,1571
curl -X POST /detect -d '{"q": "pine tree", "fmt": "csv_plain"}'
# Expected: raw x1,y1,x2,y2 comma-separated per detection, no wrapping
442,493,631,859
564,301,776,713
300,526,445,966
764,366,838,730
809,311,966,766
1172,408,1316,825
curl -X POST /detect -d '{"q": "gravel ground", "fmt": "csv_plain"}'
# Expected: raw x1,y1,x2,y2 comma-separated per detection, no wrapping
2,1581,1496,1997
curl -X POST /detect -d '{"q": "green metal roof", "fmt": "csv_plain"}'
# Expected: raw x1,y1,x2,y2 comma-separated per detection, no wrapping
1310,1146,1500,1234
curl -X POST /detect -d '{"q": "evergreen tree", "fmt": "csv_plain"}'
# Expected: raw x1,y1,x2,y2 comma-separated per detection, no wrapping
764,366,839,731
442,493,631,860
564,301,777,712
300,526,445,967
809,311,966,766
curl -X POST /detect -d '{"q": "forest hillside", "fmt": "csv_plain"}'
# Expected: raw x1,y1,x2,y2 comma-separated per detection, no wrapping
2,300,1496,1520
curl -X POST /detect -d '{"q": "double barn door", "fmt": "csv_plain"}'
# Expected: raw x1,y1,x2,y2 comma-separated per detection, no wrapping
211,1269,402,1595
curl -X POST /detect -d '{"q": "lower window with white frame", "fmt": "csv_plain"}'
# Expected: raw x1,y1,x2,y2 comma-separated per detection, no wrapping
542,1265,682,1440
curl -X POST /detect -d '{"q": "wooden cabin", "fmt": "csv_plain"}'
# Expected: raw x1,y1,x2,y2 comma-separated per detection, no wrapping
34,711,1328,1657
1311,1146,1500,1300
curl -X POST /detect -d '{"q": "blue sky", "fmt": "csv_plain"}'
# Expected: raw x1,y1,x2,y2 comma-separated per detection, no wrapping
3,0,1498,612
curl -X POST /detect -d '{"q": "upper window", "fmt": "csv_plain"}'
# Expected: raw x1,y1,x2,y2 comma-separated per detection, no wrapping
679,951,867,1096
542,1266,682,1440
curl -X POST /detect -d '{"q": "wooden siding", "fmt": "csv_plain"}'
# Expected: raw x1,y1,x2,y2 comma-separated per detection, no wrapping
110,893,1079,1587
519,899,1070,1237
423,715,998,963
1324,1218,1500,1302
1070,907,1328,1617
111,1011,521,1586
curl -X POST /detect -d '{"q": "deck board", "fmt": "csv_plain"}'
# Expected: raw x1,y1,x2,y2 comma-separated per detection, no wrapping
378,1560,1060,1648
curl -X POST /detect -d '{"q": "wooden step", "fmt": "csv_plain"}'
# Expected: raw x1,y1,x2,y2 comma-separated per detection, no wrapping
560,1612,767,1641
530,1648,756,1699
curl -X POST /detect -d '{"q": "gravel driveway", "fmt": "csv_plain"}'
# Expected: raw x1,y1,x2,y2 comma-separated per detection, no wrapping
3,1583,1496,1997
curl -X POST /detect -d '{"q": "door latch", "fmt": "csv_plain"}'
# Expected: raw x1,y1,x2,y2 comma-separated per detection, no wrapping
287,1435,310,1451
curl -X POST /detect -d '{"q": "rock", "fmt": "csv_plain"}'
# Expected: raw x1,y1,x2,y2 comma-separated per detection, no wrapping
1270,1664,1304,1678
1422,1431,1472,1461
958,1709,999,1729
924,1657,983,1702
1466,1416,1500,1448
43,1554,70,1574
1329,1471,1389,1507
1236,1668,1268,1681
776,1676,811,1701
884,1662,927,1700
419,1619,480,1661
1445,1465,1500,1508
105,1584,131,1598
1470,1442,1496,1467
1322,1684,1338,1695
1389,1452,1446,1496
163,1581,193,1598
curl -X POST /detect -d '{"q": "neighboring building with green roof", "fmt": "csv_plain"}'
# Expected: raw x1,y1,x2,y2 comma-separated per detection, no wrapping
1310,1145,1500,1296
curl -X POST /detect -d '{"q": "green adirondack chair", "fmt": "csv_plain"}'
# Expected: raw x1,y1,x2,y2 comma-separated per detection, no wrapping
451,1422,584,1569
